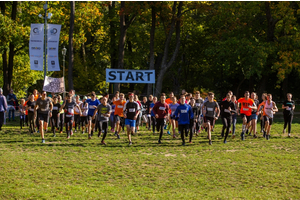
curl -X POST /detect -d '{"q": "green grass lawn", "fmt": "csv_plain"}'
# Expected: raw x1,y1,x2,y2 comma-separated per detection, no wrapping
1,114,300,199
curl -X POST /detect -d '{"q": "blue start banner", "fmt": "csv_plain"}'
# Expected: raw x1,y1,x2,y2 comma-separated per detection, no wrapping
106,69,155,83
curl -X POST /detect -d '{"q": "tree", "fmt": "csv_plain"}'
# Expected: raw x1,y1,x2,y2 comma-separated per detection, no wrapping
68,1,75,90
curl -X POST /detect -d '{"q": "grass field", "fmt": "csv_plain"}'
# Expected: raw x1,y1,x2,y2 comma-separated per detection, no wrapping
0,113,300,199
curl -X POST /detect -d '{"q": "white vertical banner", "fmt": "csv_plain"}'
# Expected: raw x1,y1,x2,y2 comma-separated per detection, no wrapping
47,24,61,71
29,24,44,71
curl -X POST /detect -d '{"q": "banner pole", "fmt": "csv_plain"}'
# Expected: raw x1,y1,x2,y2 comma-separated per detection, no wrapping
43,1,48,80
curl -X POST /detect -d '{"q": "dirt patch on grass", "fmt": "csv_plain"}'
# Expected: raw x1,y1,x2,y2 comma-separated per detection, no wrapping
165,153,176,157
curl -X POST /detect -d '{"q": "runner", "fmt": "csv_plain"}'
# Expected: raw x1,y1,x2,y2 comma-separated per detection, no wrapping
194,91,203,135
257,94,278,140
92,97,111,145
141,97,149,129
165,92,174,105
237,91,256,140
74,95,82,132
113,93,126,139
152,93,169,144
25,94,36,134
134,95,142,133
19,99,26,129
231,95,238,138
57,95,64,134
174,95,194,145
34,91,53,143
51,96,61,137
282,93,295,137
169,96,179,138
123,93,140,145
109,97,116,132
80,96,89,134
60,94,82,139
86,91,100,139
150,96,157,134
248,92,259,138
219,93,236,143
147,95,154,131
258,93,267,134
189,97,198,142
202,92,220,145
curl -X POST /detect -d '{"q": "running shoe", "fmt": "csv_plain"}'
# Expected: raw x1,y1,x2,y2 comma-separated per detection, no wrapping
88,134,92,139
42,139,45,143
98,133,101,138
173,134,176,139
129,141,132,146
91,131,93,137
167,131,171,135
53,134,56,137
223,140,227,144
117,134,120,139
101,141,106,145
70,130,73,136
263,131,266,138
253,134,258,138
266,135,270,140
246,129,249,135
158,140,161,144
241,132,245,141
209,140,212,145
114,131,117,136
185,132,188,137
67,135,70,139
288,133,291,137
182,142,185,146
283,129,286,134
188,141,192,144
164,125,167,130
74,129,77,133
82,130,85,134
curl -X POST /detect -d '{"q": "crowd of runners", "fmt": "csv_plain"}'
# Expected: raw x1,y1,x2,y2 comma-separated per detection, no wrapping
4,89,296,145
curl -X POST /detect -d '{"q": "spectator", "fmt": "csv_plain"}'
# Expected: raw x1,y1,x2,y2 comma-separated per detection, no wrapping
7,89,17,121
0,88,7,130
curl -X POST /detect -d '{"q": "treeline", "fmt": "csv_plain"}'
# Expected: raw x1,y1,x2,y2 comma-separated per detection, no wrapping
0,1,300,100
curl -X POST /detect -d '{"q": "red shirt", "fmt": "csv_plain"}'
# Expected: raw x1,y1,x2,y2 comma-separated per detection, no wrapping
238,98,254,116
152,101,169,119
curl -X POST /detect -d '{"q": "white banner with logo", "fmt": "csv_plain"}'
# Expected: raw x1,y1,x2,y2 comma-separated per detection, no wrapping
47,24,61,71
29,24,44,71
43,76,65,93
106,69,155,83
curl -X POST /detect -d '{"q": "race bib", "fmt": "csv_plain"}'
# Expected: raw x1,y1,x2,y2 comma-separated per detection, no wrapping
181,110,188,113
29,108,34,112
117,105,123,108
159,107,166,110
196,103,200,107
52,106,58,110
129,108,135,112
89,105,95,109
111,109,115,112
207,108,213,112
243,108,249,111
68,108,74,115
286,107,291,111
224,109,230,113
41,108,48,112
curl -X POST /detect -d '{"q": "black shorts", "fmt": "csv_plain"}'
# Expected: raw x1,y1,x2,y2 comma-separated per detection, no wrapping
240,114,251,123
170,116,177,120
97,121,108,131
114,115,124,124
204,116,214,123
65,116,73,124
88,115,96,124
38,113,49,123
81,116,88,124
263,116,273,125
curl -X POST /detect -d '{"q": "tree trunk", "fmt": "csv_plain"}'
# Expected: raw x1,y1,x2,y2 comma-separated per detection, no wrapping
68,1,75,90
109,1,117,94
155,1,183,96
147,4,156,96
114,1,136,94
1,2,8,95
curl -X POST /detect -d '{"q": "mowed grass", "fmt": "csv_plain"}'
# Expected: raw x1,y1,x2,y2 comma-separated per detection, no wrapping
1,113,300,199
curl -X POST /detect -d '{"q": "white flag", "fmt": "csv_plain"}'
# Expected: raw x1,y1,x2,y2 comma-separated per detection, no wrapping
43,76,65,93
29,24,44,71
47,24,61,71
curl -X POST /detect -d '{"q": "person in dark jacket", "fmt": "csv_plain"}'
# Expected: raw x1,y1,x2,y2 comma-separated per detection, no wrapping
7,89,17,121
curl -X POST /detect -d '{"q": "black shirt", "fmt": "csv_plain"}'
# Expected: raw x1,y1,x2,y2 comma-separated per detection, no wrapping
124,101,139,120
27,101,36,114
219,100,236,118
283,100,295,115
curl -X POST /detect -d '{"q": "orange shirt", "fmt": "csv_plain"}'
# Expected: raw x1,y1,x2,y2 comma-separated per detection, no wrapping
238,98,254,116
113,99,126,117
34,95,39,101
165,98,173,105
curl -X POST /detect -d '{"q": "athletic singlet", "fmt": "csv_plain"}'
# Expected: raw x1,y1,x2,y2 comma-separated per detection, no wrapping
169,103,180,117
113,100,126,117
238,98,254,116
264,101,274,118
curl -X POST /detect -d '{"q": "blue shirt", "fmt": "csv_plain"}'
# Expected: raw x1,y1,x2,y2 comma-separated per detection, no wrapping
150,103,155,117
86,99,100,116
169,103,179,117
174,104,194,125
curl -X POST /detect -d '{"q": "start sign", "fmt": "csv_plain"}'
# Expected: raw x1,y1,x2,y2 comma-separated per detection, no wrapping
106,69,155,83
